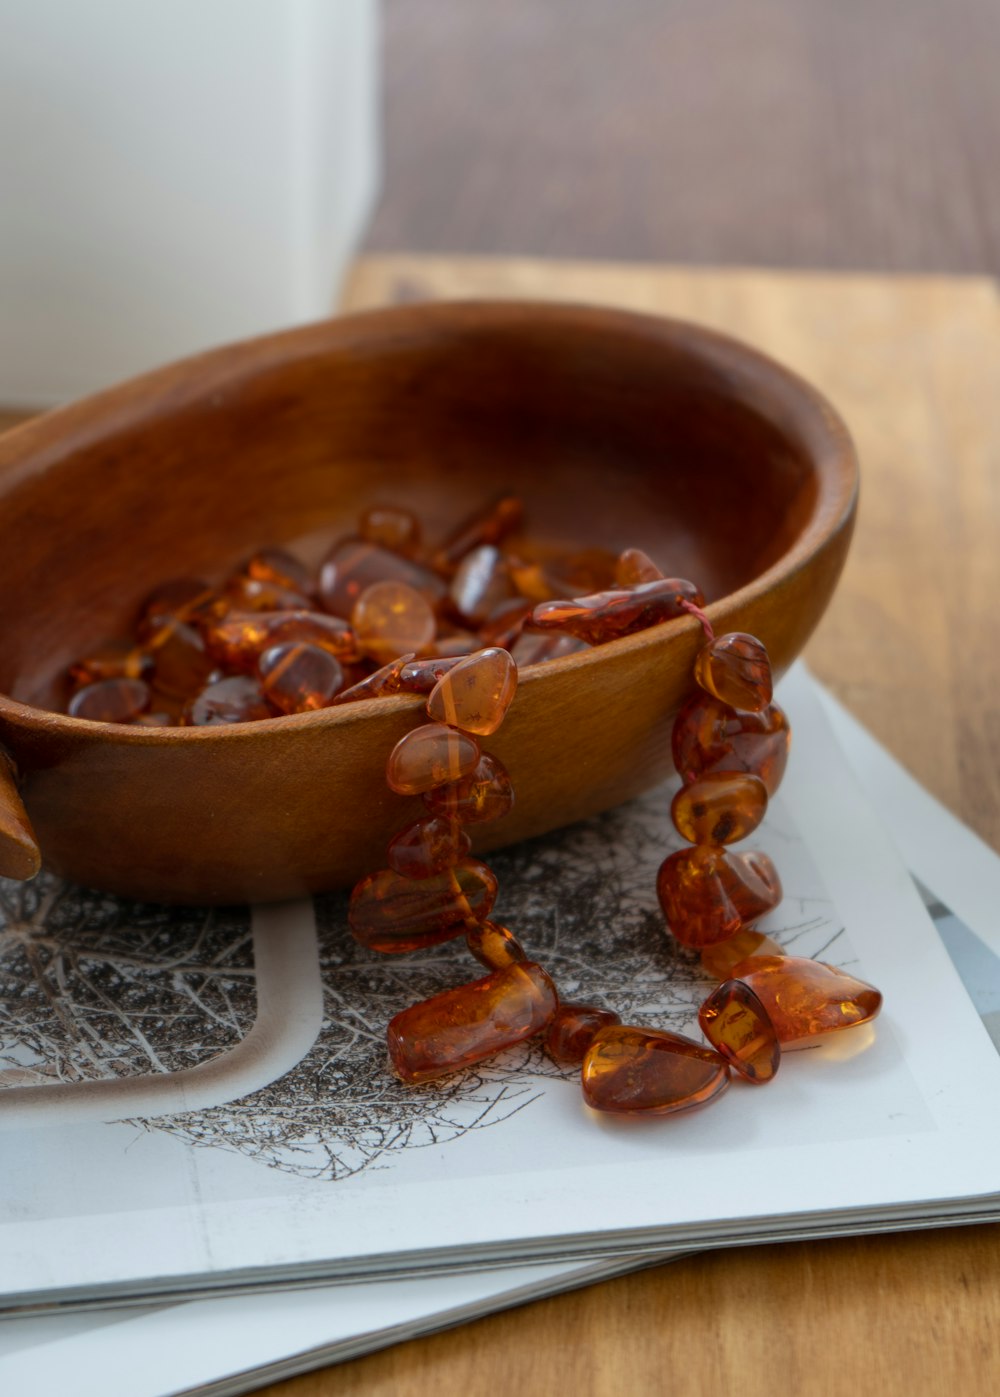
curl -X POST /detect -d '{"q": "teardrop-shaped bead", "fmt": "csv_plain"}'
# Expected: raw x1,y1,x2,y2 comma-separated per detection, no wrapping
387,816,471,879
425,647,517,736
730,955,883,1049
465,920,528,971
698,979,780,1083
531,577,704,644
700,929,785,980
319,538,445,618
351,581,436,665
672,692,790,796
581,1026,730,1115
68,678,150,723
423,752,515,823
386,723,481,795
670,772,768,845
258,642,344,713
349,860,499,953
694,632,772,712
186,675,272,725
546,1003,622,1064
615,548,663,586
657,846,782,947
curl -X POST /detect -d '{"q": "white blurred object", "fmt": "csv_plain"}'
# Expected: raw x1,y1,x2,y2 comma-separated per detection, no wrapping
0,0,380,406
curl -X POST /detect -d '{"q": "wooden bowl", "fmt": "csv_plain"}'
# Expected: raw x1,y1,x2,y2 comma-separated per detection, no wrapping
0,301,857,904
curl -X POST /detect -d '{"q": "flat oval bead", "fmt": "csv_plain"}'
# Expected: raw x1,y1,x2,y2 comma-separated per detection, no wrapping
423,752,515,823
319,538,446,618
186,675,273,725
700,928,785,980
68,639,152,687
359,505,422,557
386,723,481,795
465,920,528,971
657,846,782,948
698,979,780,1083
204,610,357,670
531,577,704,644
615,547,663,586
241,546,314,595
387,961,557,1084
258,642,344,713
431,495,524,574
449,545,514,626
145,619,218,698
68,677,150,723
387,816,471,879
694,632,772,712
349,859,498,953
425,647,517,736
352,580,436,665
581,1026,730,1115
330,653,415,704
670,771,768,845
672,692,790,796
731,955,883,1050
546,1003,622,1064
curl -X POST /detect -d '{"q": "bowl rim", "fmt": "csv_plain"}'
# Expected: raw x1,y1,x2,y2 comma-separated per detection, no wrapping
0,298,858,741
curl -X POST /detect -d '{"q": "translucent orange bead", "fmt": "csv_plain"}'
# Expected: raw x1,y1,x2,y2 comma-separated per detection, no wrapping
68,639,151,687
531,577,705,644
68,678,150,723
241,546,314,595
546,1003,621,1064
397,654,466,694
137,577,219,632
225,575,313,614
672,692,790,796
258,642,344,713
319,538,446,619
186,675,273,725
700,929,785,980
465,920,528,971
615,547,663,586
730,956,883,1050
351,581,436,665
657,846,782,947
449,545,514,626
386,723,481,795
431,495,524,574
581,1026,730,1116
205,610,357,670
329,653,415,705
425,647,517,736
478,597,533,649
387,961,557,1084
509,631,589,667
145,619,218,698
349,859,498,953
670,772,768,845
359,505,422,557
387,816,471,879
423,752,515,823
694,632,772,713
698,979,780,1083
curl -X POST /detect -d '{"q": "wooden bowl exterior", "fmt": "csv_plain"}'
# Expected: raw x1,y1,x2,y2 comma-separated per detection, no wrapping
0,302,857,903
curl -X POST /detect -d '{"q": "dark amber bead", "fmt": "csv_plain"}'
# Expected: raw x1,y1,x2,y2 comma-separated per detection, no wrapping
657,846,782,947
241,546,314,595
465,920,528,971
559,547,620,594
615,548,663,586
68,678,150,723
698,979,780,1083
359,505,422,557
425,647,517,736
478,597,533,649
581,1026,730,1116
225,575,313,614
700,929,785,980
387,816,471,879
546,1003,622,1064
397,654,467,694
509,631,589,666
145,619,218,698
352,580,436,664
330,652,415,704
186,675,272,725
258,642,344,713
138,577,219,632
731,956,883,1050
349,859,498,953
672,692,790,796
205,610,357,670
386,723,481,795
68,640,152,688
449,545,514,626
694,632,772,713
670,772,768,845
431,495,524,574
387,961,557,1084
531,577,705,645
319,538,446,618
423,752,515,823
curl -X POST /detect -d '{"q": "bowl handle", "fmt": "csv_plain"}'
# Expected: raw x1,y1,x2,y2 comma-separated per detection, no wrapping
0,749,41,880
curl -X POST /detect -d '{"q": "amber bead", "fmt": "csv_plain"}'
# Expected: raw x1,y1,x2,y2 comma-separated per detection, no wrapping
349,859,498,953
448,545,514,626
425,647,517,736
581,1026,730,1116
68,639,152,688
425,634,478,658
670,772,768,845
509,631,589,667
241,546,314,595
397,654,467,694
138,577,219,632
258,642,344,713
226,575,313,614
731,956,883,1050
386,723,481,795
186,675,272,725
698,980,780,1083
145,619,218,698
546,1003,622,1064
359,505,422,557
615,547,663,587
531,577,705,644
694,632,773,713
478,597,533,649
205,610,356,670
700,929,785,980
387,816,471,879
672,692,791,797
351,580,436,665
431,495,524,574
330,653,415,704
423,752,515,823
507,560,564,604
319,538,446,618
68,677,150,723
465,920,528,971
657,846,782,948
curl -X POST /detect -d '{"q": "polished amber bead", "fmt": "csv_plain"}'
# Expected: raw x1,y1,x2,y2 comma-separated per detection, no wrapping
145,619,218,698
138,577,219,632
241,546,314,595
531,577,705,644
358,506,422,557
509,631,589,667
387,961,557,1084
423,752,515,823
68,677,150,723
581,1026,730,1115
672,692,790,796
478,597,533,649
698,979,780,1083
387,816,471,879
186,675,273,725
449,545,514,626
349,859,498,953
205,610,357,670
397,654,466,694
657,846,782,947
351,580,436,665
546,1003,622,1064
386,723,481,795
226,575,313,614
465,920,528,971
319,538,445,618
730,955,883,1049
615,547,663,586
694,632,772,713
258,642,344,713
330,653,415,704
425,647,517,736
700,928,785,980
431,495,524,574
68,639,151,687
670,772,768,845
